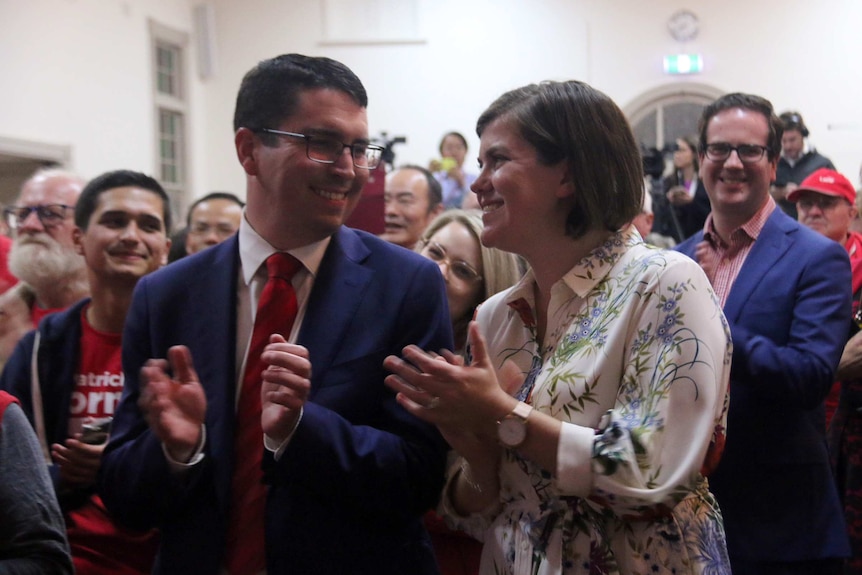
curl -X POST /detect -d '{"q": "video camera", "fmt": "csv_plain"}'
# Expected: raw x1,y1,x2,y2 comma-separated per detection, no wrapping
373,132,407,169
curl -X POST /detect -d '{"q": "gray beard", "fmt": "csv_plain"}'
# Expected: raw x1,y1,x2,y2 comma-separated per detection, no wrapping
8,235,88,298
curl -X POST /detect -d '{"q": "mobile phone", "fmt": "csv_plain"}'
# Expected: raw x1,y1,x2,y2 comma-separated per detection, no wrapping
80,417,112,445
439,157,457,172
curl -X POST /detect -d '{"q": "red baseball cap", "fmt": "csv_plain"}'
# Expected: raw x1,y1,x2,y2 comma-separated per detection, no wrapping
788,168,856,204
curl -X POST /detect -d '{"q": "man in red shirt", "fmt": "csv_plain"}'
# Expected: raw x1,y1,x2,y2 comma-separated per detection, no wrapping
789,168,862,426
791,168,862,574
0,169,171,575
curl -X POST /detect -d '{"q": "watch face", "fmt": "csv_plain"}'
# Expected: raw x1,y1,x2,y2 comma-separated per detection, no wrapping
498,417,527,447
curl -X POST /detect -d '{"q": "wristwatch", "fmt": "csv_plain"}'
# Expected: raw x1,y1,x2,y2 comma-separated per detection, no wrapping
497,401,533,448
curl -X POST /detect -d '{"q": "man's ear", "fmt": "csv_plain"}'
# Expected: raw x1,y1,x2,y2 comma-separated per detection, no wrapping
235,127,260,176
72,226,85,256
161,237,172,267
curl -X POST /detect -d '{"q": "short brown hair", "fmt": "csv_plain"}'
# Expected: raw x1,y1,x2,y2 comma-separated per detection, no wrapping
476,81,643,239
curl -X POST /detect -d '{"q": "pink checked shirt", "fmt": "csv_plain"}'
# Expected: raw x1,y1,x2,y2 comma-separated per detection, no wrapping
700,196,777,307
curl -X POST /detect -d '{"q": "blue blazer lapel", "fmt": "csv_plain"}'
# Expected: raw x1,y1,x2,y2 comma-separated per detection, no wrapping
298,227,372,388
183,238,240,513
723,209,796,322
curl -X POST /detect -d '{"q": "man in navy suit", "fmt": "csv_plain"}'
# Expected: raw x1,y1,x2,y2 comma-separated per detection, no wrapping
99,54,452,575
676,92,851,575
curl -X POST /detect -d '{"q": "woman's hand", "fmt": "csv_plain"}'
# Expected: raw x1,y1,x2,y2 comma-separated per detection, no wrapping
384,322,518,443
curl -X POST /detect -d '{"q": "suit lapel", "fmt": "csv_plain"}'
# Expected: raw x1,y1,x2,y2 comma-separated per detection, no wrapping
184,239,240,513
723,210,795,322
298,227,372,390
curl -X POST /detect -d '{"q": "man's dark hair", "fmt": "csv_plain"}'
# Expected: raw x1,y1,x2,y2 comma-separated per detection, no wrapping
698,93,784,162
233,54,368,137
75,170,172,232
779,110,809,138
397,165,443,212
186,191,245,226
476,81,643,240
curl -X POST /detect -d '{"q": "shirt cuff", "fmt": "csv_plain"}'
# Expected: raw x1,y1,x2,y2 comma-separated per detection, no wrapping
163,424,206,472
264,406,303,461
555,422,594,495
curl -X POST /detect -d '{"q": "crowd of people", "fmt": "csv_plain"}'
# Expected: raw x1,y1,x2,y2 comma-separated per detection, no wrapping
0,51,861,575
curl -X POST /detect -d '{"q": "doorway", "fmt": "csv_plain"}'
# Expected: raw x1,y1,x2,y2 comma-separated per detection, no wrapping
0,136,72,207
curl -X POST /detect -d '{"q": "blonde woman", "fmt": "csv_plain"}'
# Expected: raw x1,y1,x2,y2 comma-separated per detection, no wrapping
417,209,523,354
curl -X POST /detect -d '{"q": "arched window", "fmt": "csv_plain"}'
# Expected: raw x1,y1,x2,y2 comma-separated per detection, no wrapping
625,83,724,154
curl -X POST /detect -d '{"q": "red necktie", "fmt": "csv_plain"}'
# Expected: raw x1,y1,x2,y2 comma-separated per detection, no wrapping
225,252,301,575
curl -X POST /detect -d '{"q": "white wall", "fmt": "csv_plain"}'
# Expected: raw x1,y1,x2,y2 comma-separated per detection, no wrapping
0,0,204,181
2,0,861,211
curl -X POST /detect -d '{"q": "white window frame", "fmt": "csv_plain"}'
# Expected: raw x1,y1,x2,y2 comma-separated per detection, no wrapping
149,20,190,222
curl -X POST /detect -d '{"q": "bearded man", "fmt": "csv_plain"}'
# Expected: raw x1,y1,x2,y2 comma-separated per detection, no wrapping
6,168,88,325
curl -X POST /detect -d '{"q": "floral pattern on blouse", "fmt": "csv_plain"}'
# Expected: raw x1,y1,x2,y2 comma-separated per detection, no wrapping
445,228,732,575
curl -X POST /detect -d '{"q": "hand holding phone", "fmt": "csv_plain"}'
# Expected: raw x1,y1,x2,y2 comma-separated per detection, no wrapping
80,417,112,445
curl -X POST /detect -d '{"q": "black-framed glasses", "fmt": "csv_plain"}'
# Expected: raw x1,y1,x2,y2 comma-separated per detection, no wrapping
4,204,74,230
421,240,483,284
703,143,770,164
257,128,384,170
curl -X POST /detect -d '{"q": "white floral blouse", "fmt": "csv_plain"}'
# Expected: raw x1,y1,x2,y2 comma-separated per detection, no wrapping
444,228,733,575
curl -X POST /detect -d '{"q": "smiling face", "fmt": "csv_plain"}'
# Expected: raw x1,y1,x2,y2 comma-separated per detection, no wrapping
471,118,572,257
699,107,777,224
381,168,442,249
420,221,484,325
237,88,370,250
74,186,170,285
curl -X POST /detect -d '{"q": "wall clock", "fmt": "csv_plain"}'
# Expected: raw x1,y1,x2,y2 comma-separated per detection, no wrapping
667,10,699,42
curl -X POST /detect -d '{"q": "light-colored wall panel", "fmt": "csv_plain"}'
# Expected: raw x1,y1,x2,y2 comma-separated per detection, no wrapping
1,0,860,208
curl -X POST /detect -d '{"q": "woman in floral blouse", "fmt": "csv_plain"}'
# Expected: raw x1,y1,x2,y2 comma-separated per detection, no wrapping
384,80,733,575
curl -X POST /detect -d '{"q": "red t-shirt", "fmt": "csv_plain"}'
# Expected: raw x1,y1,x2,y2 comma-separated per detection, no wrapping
65,306,159,575
0,235,18,294
31,304,65,327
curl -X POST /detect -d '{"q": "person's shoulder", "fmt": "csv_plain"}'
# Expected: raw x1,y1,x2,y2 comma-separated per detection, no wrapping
805,148,833,162
674,231,704,254
778,214,846,257
143,238,235,288
342,227,430,267
475,283,520,326
37,298,88,338
0,389,17,415
627,242,704,280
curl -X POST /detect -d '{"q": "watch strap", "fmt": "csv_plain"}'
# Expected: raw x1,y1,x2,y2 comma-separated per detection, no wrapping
510,401,533,421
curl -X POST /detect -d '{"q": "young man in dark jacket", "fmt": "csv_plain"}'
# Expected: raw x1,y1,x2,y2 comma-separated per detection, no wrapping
0,169,172,575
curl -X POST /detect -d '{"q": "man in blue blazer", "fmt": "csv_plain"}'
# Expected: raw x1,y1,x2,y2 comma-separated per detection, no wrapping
99,54,452,575
676,92,851,575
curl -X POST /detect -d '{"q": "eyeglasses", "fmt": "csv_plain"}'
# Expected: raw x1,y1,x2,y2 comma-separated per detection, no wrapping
421,241,483,284
797,195,846,211
703,143,770,164
4,204,74,230
257,128,384,170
